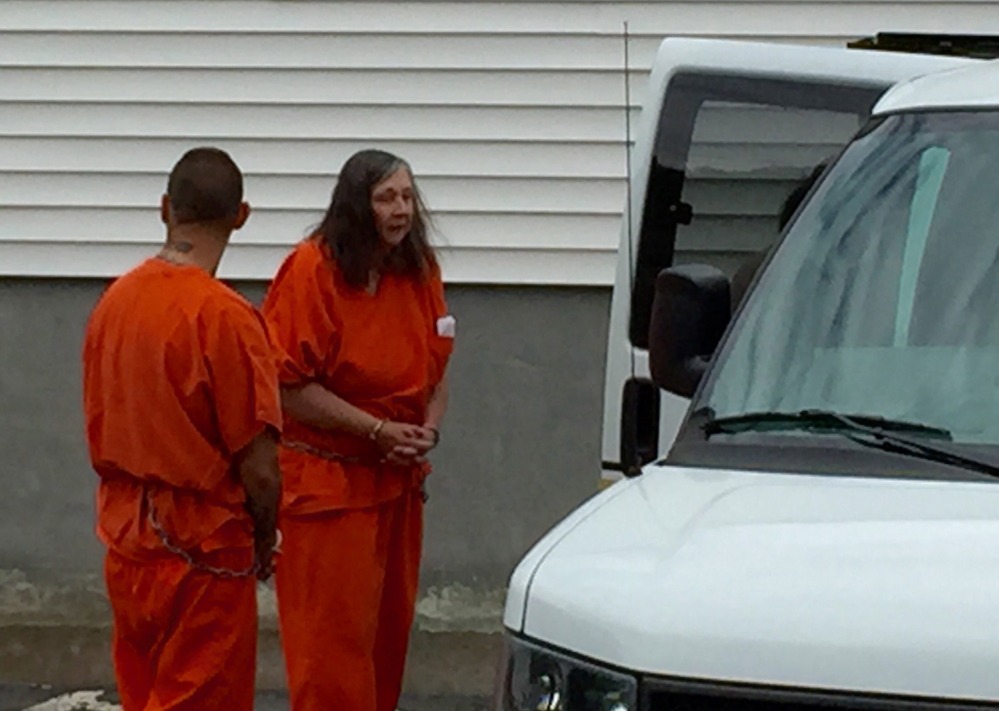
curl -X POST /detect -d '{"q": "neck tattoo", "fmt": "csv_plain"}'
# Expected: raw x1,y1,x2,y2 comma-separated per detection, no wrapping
158,241,197,266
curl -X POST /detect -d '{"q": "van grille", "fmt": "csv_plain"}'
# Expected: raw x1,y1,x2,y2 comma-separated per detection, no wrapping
641,678,998,711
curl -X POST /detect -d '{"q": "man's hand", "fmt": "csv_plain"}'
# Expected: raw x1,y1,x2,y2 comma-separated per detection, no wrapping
254,528,278,581
235,428,281,581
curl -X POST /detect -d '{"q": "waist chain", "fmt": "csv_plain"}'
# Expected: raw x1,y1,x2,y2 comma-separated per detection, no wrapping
282,438,369,463
144,488,258,579
281,440,430,503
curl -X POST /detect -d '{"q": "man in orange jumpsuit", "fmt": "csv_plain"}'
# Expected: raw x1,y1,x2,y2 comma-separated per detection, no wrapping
82,147,282,711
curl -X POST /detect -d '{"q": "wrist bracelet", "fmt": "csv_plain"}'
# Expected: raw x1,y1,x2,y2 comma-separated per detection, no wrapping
429,427,441,446
369,418,388,440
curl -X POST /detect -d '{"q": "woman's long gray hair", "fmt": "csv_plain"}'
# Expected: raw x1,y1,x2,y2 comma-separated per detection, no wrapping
314,149,436,287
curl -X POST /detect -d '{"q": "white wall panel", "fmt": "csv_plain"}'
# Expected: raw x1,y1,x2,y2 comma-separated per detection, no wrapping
2,1,999,284
0,137,628,178
0,103,640,141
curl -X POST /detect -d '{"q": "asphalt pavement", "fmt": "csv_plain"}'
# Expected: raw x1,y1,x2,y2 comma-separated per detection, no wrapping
0,686,490,711
0,687,289,711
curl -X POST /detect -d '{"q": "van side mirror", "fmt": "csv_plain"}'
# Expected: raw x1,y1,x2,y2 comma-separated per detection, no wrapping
648,264,731,398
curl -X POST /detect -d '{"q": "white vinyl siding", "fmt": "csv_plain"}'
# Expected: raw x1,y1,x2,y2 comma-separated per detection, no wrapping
2,1,999,284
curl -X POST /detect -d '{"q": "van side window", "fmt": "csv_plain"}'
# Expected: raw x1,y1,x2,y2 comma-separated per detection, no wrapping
628,73,882,347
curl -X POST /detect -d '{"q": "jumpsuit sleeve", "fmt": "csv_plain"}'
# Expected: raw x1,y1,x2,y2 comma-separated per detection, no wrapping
261,241,341,389
204,299,284,457
426,262,454,386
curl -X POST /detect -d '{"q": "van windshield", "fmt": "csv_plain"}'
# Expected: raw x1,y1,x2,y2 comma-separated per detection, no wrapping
701,110,999,446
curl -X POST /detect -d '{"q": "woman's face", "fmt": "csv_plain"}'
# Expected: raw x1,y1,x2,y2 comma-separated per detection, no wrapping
371,167,415,248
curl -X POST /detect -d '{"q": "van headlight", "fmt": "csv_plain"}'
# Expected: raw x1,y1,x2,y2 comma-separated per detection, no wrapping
496,635,638,711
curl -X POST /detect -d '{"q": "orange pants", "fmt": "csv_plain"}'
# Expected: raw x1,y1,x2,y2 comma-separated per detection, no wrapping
276,489,424,711
104,548,258,711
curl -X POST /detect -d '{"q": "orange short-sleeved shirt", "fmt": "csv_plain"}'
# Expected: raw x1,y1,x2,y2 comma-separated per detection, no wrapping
82,258,283,559
262,238,454,514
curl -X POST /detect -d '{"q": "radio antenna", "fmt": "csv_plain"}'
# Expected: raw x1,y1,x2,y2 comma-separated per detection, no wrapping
623,20,636,378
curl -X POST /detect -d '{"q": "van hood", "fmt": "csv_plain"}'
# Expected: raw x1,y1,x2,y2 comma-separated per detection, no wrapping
518,466,999,702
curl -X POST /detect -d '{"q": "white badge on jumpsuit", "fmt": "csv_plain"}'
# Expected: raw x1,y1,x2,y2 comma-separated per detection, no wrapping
436,315,456,338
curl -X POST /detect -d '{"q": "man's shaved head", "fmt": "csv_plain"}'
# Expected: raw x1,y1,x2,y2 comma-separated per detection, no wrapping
166,147,244,225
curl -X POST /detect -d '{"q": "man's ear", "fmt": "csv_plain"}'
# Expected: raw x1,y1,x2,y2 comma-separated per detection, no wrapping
160,194,171,225
233,201,251,230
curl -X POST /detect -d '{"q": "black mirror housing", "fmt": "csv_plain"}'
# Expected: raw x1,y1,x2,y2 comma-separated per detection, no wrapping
648,264,732,398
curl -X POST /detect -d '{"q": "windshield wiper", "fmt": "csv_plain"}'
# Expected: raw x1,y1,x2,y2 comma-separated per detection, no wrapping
704,410,952,439
703,409,999,480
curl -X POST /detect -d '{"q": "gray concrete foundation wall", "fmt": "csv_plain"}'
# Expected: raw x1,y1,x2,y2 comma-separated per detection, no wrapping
0,276,611,690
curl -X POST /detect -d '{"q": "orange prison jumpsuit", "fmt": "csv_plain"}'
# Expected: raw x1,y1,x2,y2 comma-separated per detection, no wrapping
262,238,454,711
82,259,283,711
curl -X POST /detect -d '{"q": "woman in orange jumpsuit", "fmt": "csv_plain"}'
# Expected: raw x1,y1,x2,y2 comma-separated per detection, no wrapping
262,149,454,711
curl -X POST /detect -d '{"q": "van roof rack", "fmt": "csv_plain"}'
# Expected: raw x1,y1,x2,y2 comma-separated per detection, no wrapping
848,33,999,59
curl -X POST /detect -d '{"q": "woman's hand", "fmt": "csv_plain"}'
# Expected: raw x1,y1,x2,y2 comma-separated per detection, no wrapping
374,422,437,465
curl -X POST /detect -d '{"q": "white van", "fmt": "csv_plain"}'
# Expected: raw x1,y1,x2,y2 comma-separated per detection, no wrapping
497,38,999,709
600,37,979,485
